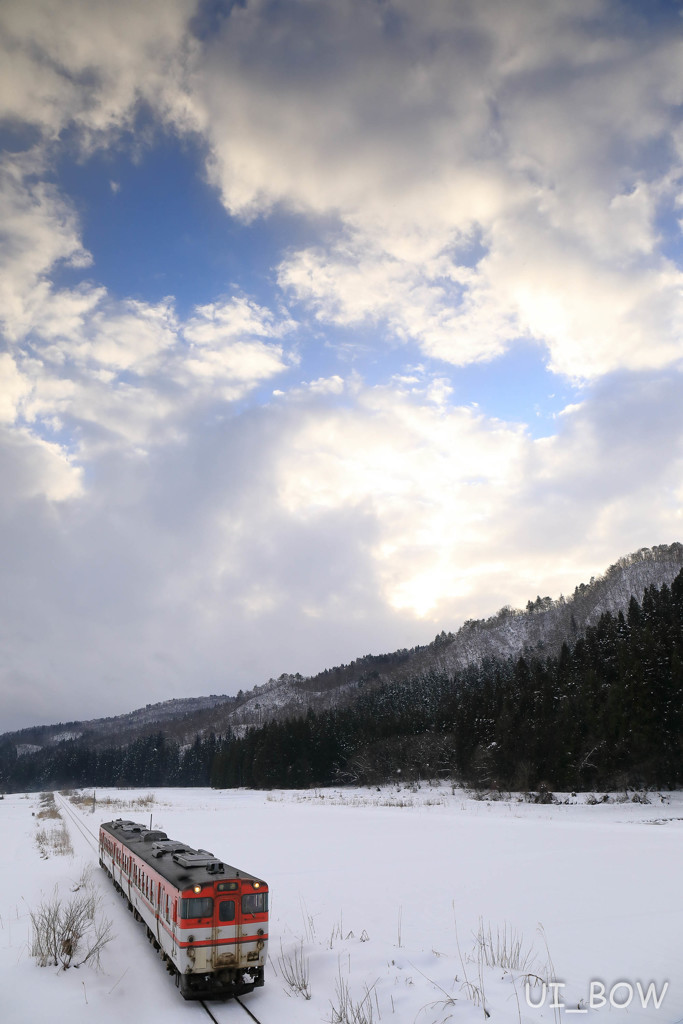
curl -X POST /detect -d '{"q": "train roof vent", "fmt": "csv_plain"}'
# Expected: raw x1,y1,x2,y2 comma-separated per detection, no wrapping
142,830,168,843
151,841,189,858
172,851,224,872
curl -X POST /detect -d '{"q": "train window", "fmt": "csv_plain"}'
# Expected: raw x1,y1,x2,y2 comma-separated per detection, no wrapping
218,900,235,922
217,882,238,891
179,897,214,920
242,893,267,915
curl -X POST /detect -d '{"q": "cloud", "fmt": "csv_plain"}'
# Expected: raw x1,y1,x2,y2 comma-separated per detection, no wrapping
183,296,291,345
180,297,295,397
0,0,197,142
7,0,683,381
0,426,83,506
189,0,683,379
273,369,683,620
0,153,96,342
275,377,529,616
474,213,683,379
278,237,516,366
0,156,297,454
0,354,31,425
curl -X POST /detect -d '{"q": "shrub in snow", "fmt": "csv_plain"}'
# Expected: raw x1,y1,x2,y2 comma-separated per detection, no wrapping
29,873,113,971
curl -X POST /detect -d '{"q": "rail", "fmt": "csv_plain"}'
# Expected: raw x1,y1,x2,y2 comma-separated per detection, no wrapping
200,996,265,1024
55,792,100,853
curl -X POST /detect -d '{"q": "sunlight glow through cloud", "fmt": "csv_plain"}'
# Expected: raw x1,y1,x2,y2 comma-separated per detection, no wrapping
1,0,683,728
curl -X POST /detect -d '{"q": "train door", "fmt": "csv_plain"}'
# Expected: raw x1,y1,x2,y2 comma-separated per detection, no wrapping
155,882,163,945
211,897,237,968
239,889,267,961
171,896,178,956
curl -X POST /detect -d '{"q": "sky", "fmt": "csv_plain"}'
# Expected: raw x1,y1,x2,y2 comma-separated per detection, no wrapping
2,0,683,732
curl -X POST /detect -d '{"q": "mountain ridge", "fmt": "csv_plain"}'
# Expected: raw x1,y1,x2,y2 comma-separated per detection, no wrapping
4,542,683,752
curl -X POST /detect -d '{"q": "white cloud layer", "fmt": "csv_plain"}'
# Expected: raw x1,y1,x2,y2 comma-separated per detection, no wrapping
5,0,683,380
0,155,297,462
1,368,682,730
0,0,196,142
186,0,683,378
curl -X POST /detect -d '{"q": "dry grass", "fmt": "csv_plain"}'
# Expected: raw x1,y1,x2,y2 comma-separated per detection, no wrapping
35,821,74,859
36,792,61,820
472,919,536,972
453,913,556,1024
266,787,448,810
69,791,159,813
36,806,61,820
34,795,73,858
329,970,378,1024
278,939,311,999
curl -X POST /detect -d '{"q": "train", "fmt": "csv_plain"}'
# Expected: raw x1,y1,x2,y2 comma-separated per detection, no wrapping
99,817,268,1000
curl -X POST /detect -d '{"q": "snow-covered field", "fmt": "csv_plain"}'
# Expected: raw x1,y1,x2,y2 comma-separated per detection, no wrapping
1,784,681,1024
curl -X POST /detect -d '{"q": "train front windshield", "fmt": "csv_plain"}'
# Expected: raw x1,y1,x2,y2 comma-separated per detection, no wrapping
242,892,268,915
179,896,214,919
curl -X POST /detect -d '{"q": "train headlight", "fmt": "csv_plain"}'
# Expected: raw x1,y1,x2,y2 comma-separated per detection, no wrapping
193,884,202,893
253,882,260,889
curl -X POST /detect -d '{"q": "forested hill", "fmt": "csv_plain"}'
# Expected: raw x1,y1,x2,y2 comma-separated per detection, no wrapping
226,543,683,728
209,571,683,792
3,562,683,793
3,544,682,756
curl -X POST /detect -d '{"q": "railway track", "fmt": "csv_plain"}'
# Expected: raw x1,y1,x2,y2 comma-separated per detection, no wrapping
55,792,101,854
200,995,265,1024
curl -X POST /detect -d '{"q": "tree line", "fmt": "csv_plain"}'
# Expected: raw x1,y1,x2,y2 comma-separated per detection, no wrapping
0,732,220,792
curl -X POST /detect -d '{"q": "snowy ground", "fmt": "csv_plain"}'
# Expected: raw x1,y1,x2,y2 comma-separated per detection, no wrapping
1,783,681,1024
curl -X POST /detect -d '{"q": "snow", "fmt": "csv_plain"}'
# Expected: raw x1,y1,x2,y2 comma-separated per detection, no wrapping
1,785,681,1023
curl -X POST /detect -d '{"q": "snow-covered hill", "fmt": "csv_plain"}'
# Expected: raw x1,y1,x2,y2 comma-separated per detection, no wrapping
3,694,237,752
4,542,683,750
233,542,683,723
429,542,683,675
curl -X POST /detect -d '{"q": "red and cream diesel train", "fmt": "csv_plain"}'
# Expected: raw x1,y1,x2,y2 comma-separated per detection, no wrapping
99,818,268,1000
